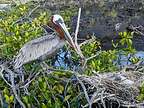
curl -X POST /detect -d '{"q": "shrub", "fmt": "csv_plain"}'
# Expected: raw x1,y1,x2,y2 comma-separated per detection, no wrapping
0,4,49,59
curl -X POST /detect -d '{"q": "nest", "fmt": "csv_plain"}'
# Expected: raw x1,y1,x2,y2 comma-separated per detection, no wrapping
78,65,144,107
1,60,144,107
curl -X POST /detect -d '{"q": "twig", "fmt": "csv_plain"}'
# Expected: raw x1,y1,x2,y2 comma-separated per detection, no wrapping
131,25,144,36
79,38,96,47
83,94,115,108
101,90,106,108
11,0,17,4
90,90,100,105
0,65,12,87
0,93,3,108
28,4,41,17
86,51,101,61
75,75,91,108
4,67,26,108
20,71,41,88
74,8,84,59
75,8,81,46
82,51,101,68
121,102,144,107
64,80,71,108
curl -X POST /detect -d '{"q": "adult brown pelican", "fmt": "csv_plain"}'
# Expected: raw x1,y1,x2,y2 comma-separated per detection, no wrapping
14,14,83,69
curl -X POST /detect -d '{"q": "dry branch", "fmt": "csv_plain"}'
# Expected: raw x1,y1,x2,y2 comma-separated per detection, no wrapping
74,8,84,59
0,64,26,108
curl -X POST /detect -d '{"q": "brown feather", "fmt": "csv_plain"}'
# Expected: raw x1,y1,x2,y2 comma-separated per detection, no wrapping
14,34,65,69
55,26,65,39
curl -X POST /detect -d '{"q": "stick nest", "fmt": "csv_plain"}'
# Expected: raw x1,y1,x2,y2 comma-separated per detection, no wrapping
78,64,144,107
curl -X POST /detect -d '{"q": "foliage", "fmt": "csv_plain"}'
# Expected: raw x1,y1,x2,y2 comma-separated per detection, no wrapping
0,3,81,108
21,71,81,108
0,2,144,108
117,31,140,65
137,82,144,101
60,7,78,24
0,4,49,59
80,40,118,75
74,31,139,75
119,31,135,53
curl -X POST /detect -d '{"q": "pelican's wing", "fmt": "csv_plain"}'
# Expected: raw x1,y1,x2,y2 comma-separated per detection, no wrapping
14,34,65,69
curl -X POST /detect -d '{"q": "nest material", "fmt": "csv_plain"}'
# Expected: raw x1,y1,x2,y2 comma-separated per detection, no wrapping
78,67,144,107
1,60,144,107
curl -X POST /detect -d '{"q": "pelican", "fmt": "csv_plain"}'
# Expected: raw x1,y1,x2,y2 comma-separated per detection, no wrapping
14,14,82,69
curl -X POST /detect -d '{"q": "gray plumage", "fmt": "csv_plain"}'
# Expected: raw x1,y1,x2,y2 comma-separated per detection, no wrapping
14,34,65,69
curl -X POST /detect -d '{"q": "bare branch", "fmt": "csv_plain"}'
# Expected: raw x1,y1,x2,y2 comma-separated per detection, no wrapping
75,75,91,108
3,66,26,108
20,71,41,88
83,94,115,108
28,4,41,17
74,8,84,59
101,90,106,108
0,65,12,87
75,8,81,46
79,38,96,47
0,93,3,108
82,51,102,68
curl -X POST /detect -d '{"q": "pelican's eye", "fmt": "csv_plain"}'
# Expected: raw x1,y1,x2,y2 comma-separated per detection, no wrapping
55,18,64,25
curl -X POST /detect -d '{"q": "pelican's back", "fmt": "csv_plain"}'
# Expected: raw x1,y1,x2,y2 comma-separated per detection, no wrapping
14,34,65,69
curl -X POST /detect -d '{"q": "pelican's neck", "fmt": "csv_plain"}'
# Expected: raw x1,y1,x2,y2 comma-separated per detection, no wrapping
55,26,65,39
47,21,64,39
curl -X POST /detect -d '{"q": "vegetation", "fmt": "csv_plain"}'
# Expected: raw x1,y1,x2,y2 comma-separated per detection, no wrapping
0,4,49,59
0,1,144,108
137,82,144,101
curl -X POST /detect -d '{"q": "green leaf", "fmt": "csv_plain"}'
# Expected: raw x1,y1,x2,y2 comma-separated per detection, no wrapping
112,40,118,48
53,85,64,94
3,87,9,94
64,95,71,101
91,61,95,67
120,38,125,45
9,95,14,103
4,94,9,103
22,96,28,104
123,31,127,37
42,103,47,108
25,32,29,37
38,77,43,82
127,39,132,46
43,82,47,91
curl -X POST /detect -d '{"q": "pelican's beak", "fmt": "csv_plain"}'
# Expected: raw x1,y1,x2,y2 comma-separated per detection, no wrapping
59,22,77,49
58,22,84,59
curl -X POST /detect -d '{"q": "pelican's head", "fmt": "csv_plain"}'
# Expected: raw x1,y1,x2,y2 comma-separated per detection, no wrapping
51,14,76,49
50,14,84,59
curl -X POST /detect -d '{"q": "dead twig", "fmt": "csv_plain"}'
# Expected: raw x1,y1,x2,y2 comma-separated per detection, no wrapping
75,75,91,108
2,65,26,108
0,65,12,87
82,51,102,68
121,102,144,107
79,37,96,47
101,90,106,108
74,8,84,59
27,4,41,17
83,94,115,108
20,71,41,88
130,25,144,36
0,93,3,108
